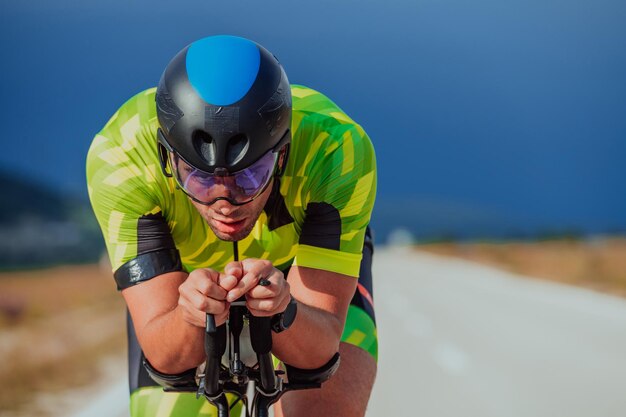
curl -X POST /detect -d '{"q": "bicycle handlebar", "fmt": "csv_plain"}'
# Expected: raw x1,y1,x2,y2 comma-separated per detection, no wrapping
146,241,340,416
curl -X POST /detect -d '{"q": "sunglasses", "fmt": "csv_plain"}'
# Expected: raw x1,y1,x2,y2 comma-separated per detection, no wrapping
157,129,287,206
170,149,277,205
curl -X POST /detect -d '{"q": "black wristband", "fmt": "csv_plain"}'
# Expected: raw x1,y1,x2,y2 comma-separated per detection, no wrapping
271,295,297,333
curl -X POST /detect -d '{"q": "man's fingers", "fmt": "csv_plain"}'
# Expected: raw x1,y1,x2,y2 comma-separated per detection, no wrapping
194,268,221,283
178,268,233,329
183,289,229,314
245,292,289,313
226,272,261,302
181,277,227,300
218,273,239,292
178,297,229,327
185,268,224,295
226,269,279,301
226,260,275,301
224,261,244,278
246,275,282,299
220,262,244,292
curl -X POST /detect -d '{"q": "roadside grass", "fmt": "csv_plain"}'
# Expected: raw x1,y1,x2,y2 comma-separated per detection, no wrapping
417,237,626,298
0,264,126,416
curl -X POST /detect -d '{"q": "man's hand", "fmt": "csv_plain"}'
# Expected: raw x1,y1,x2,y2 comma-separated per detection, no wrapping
224,259,291,317
177,268,239,327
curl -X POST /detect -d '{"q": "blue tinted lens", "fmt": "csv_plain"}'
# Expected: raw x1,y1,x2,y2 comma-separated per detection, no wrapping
171,151,277,204
235,153,274,193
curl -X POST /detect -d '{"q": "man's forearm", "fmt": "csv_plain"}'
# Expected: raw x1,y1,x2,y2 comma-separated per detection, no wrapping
140,306,206,374
141,299,343,373
270,301,344,369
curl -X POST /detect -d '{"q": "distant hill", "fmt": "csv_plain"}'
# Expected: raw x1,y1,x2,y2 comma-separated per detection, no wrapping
0,172,78,222
0,172,104,269
369,198,610,245
370,198,519,244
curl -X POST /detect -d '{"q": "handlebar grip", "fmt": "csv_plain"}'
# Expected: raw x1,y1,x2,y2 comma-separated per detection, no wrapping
206,313,217,334
204,314,227,397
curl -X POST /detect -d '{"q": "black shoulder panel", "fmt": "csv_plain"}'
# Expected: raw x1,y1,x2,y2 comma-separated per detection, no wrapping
137,212,176,253
114,248,183,290
113,212,182,290
299,202,341,250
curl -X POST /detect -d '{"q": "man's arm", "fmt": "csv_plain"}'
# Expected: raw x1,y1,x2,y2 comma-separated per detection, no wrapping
273,265,357,369
122,269,237,374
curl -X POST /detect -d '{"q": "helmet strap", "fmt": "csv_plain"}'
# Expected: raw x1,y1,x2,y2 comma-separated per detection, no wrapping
157,143,173,178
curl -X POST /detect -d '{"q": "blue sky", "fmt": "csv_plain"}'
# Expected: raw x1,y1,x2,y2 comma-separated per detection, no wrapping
1,0,625,236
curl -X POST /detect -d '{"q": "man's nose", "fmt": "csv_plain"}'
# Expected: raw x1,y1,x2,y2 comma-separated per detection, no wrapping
213,200,236,216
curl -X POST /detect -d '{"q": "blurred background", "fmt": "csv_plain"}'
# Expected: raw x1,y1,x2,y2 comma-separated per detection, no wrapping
1,0,625,416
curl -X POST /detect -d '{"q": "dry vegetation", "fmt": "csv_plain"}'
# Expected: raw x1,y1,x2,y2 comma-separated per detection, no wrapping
0,264,126,417
417,237,626,298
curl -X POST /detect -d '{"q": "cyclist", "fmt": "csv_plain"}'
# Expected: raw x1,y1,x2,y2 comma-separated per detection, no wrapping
87,35,377,417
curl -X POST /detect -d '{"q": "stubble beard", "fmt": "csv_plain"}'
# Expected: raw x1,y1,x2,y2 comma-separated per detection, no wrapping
205,196,268,242
207,214,258,242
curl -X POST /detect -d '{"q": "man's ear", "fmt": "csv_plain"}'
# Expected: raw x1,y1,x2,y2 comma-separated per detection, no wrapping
275,144,290,176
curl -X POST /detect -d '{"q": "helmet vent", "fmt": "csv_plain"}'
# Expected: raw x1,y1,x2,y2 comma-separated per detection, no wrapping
193,131,216,165
226,134,249,166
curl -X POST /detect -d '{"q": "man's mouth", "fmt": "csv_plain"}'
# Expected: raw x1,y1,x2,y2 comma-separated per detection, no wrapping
212,217,246,234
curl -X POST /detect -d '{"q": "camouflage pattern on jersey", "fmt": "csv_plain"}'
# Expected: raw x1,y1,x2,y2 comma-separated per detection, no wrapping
87,85,376,277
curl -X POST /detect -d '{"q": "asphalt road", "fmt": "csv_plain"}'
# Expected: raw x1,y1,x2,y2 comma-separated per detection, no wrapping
366,247,626,417
66,247,626,417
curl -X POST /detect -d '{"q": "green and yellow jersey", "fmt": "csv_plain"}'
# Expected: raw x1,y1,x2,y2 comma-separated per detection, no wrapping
86,85,377,416
87,85,375,281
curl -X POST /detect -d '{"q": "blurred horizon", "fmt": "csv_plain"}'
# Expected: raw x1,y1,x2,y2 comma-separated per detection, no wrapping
1,0,625,247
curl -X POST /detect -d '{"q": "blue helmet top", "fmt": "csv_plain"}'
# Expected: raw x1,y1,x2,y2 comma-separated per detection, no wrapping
156,35,291,174
186,36,261,106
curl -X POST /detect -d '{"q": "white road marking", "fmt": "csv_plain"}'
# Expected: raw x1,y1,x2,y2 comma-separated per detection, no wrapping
433,342,471,375
386,290,470,375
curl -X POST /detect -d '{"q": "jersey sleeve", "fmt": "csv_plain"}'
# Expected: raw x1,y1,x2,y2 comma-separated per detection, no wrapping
86,89,183,290
292,122,377,277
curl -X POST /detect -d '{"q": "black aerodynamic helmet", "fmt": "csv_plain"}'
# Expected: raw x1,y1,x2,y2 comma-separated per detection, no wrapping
155,35,292,177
